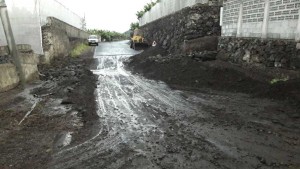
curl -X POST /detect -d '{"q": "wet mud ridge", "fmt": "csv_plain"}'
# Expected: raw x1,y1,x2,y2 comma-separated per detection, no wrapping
0,48,98,169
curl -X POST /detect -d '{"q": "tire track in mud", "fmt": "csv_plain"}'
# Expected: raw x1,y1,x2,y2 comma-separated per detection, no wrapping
49,45,209,168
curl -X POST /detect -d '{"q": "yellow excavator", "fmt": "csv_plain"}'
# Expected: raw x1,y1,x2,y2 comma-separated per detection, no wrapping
130,29,148,50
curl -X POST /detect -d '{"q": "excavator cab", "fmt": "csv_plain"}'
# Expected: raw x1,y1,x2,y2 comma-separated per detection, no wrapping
130,29,148,50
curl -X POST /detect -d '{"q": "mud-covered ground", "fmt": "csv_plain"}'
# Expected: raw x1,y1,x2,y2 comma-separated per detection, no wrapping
0,48,98,169
0,41,299,169
124,46,300,168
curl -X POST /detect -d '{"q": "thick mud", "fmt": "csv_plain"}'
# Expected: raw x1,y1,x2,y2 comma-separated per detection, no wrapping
123,45,300,168
0,48,98,169
51,41,300,168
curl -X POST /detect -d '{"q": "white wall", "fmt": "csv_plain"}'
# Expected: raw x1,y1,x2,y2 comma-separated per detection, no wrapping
0,0,42,53
139,0,211,26
221,0,300,40
39,0,82,28
0,0,84,54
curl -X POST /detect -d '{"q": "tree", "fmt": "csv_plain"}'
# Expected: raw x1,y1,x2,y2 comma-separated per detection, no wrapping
87,29,126,42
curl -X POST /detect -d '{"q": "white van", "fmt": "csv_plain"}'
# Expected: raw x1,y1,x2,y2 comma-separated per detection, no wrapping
88,35,99,46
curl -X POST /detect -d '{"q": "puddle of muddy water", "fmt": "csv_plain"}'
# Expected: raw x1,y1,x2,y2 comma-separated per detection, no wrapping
54,131,73,150
43,99,71,116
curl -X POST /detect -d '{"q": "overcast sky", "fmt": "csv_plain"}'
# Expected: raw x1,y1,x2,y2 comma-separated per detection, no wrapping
55,0,153,32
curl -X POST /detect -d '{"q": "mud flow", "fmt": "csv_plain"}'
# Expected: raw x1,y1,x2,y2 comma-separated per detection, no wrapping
50,41,299,169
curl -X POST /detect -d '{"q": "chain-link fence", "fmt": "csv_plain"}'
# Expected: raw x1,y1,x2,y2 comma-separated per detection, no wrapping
0,0,83,54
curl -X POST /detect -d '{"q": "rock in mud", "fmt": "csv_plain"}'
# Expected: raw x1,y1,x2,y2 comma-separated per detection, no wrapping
61,97,73,105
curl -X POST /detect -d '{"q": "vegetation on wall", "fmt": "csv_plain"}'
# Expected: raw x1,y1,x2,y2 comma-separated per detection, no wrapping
136,0,161,19
87,29,126,41
130,22,140,31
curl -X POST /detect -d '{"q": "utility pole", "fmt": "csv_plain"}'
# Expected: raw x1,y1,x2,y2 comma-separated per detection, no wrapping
0,0,25,87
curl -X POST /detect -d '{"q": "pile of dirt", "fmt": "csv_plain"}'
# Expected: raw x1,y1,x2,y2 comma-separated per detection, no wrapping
256,78,300,104
128,46,169,63
126,46,267,93
125,46,300,105
36,49,99,143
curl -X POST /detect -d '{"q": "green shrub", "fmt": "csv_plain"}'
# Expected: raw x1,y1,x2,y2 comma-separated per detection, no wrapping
70,43,89,57
270,77,289,84
130,22,140,31
136,0,161,19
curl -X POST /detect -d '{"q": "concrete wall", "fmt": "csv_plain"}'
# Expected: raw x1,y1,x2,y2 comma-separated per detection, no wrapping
0,45,39,92
38,0,83,29
0,44,39,64
0,64,19,92
46,17,89,39
0,62,39,93
139,0,222,26
0,0,85,55
140,4,221,53
0,16,86,92
41,17,89,64
221,0,300,40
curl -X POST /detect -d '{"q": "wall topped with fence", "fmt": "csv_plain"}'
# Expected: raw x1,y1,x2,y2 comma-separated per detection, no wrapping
221,0,300,41
139,0,221,26
0,0,84,54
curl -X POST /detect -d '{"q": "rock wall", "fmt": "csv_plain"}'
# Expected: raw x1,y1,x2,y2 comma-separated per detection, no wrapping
140,4,221,53
42,25,70,64
218,37,300,70
139,0,222,26
41,17,89,64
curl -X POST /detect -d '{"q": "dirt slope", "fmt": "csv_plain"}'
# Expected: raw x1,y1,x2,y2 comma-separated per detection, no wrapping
125,46,300,106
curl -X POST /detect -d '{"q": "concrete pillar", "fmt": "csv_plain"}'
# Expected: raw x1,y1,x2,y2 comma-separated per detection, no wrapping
236,2,243,37
220,7,223,27
295,8,300,42
262,0,270,39
0,0,25,87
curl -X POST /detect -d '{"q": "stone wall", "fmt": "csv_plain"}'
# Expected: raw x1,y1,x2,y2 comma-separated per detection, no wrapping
41,17,89,64
140,4,221,53
41,25,70,64
139,0,222,26
218,37,300,69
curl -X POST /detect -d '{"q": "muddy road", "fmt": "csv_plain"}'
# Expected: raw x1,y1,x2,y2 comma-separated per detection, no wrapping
0,41,298,169
49,41,299,169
